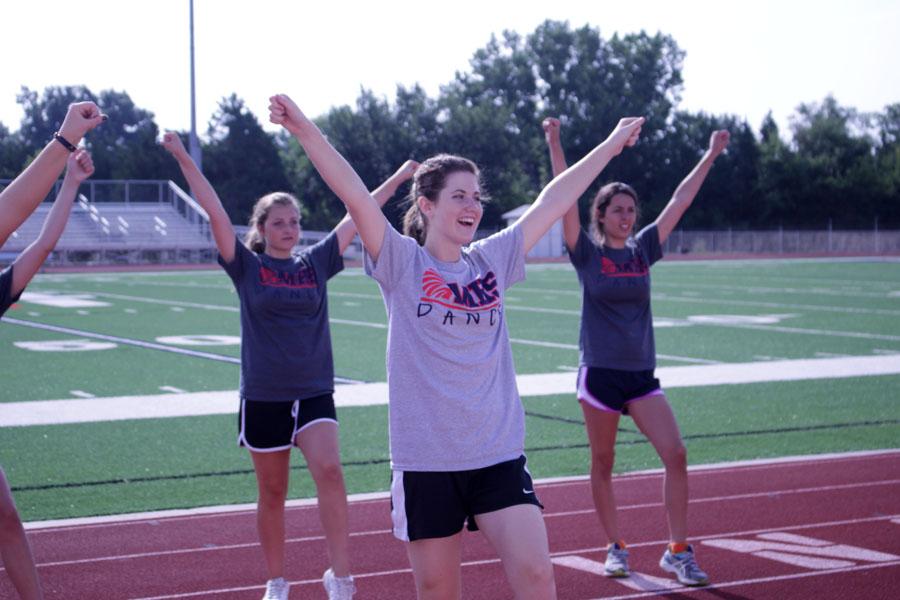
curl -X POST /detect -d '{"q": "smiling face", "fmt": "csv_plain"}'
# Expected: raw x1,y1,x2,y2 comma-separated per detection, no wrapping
420,170,484,247
258,202,301,258
598,193,637,246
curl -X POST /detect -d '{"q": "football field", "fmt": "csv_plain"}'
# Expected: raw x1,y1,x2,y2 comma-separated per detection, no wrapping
1,257,898,522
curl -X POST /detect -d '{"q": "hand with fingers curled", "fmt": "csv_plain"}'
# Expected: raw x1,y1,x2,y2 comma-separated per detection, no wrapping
709,130,730,156
395,159,420,181
268,94,311,134
607,117,645,156
67,149,95,183
160,131,189,158
542,117,562,143
58,101,107,143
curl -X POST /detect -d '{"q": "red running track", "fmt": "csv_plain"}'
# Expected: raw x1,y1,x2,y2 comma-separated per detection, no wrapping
3,450,899,599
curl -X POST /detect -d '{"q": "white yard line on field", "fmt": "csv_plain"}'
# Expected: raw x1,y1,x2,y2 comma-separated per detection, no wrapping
2,354,898,427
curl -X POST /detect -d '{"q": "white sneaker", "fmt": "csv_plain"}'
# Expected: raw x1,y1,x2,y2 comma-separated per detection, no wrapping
323,568,356,600
262,577,290,600
659,545,709,586
604,543,630,577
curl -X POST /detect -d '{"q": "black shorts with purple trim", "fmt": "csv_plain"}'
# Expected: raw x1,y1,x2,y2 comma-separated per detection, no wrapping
389,455,543,542
238,393,337,452
577,366,663,414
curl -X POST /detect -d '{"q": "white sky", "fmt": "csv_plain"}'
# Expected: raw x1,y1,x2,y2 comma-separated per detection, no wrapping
3,0,898,138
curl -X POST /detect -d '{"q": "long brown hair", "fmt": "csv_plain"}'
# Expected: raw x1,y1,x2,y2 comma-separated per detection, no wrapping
589,182,640,246
403,154,482,246
244,192,302,253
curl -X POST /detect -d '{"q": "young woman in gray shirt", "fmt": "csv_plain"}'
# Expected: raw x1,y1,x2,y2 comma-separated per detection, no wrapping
269,93,643,600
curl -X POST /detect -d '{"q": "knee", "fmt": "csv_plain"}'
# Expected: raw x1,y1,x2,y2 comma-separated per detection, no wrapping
257,479,288,507
416,574,454,599
590,449,616,477
660,444,687,471
308,457,344,488
0,504,24,543
516,559,556,595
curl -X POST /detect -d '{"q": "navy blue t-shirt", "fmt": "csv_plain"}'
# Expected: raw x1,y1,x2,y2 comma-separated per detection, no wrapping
568,224,663,370
218,233,344,401
0,265,23,317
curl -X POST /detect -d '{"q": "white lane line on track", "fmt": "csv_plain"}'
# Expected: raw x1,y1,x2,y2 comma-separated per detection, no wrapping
551,556,681,591
21,482,900,570
123,519,900,600
25,450,899,532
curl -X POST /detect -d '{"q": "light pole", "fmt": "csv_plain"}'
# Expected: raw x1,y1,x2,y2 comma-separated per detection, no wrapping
188,0,202,171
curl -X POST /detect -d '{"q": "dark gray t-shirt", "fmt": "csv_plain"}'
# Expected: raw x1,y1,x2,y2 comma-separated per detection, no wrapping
569,224,663,370
0,265,23,317
218,233,343,401
365,224,526,472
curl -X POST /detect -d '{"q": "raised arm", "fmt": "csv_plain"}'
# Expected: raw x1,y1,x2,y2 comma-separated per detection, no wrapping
160,132,237,262
10,150,94,296
542,117,579,252
269,94,389,260
517,117,644,254
332,159,419,253
655,130,730,243
0,102,106,246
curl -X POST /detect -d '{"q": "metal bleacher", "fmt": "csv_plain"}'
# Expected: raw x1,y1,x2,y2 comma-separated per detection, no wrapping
1,180,216,265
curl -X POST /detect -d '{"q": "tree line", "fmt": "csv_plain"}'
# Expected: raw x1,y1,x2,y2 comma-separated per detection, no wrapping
1,21,897,231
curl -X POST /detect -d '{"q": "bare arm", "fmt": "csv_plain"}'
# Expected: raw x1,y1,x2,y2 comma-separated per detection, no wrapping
332,159,419,253
517,117,644,254
269,94,390,261
655,130,730,243
10,150,95,296
0,102,105,246
160,132,237,263
542,117,580,252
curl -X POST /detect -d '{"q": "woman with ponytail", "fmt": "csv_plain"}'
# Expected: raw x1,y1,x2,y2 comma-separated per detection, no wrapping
162,131,416,600
269,93,643,600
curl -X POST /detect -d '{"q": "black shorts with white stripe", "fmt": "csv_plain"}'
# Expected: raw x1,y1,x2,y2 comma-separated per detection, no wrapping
238,394,337,452
390,455,543,541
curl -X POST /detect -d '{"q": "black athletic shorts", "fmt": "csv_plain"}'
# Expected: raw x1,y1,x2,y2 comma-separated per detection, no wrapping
577,366,663,414
238,394,337,452
389,455,543,542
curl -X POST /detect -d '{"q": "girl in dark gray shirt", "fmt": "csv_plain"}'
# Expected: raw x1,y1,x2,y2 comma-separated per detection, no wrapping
544,117,730,587
162,131,415,600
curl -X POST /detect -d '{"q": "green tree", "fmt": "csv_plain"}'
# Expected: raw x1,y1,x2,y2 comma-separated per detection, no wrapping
203,94,290,225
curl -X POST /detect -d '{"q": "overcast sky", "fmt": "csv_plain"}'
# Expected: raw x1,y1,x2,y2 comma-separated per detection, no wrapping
3,0,898,138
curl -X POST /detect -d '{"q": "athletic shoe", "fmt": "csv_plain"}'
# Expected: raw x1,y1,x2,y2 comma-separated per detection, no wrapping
604,543,630,577
659,545,709,586
262,577,290,600
323,568,356,600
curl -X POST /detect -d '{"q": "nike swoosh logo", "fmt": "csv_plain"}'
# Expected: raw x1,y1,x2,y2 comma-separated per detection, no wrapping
523,488,535,494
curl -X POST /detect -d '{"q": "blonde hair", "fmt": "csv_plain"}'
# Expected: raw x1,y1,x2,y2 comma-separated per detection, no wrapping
244,192,302,253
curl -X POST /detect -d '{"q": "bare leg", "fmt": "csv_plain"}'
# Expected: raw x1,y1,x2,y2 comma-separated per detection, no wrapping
295,421,351,577
475,504,557,599
628,396,688,542
0,468,44,600
406,534,463,600
581,403,623,544
249,450,292,579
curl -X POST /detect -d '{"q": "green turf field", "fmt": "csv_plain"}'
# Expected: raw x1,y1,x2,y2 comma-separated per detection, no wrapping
1,258,899,521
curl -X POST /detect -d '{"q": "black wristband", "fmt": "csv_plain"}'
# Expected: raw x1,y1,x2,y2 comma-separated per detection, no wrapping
53,132,77,152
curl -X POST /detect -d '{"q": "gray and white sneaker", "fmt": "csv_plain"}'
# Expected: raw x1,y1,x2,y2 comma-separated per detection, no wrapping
262,576,290,600
323,568,356,600
659,545,709,586
604,543,630,577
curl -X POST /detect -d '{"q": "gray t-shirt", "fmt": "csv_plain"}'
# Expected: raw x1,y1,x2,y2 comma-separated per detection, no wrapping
0,265,23,317
218,233,343,401
365,224,526,472
569,224,663,370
